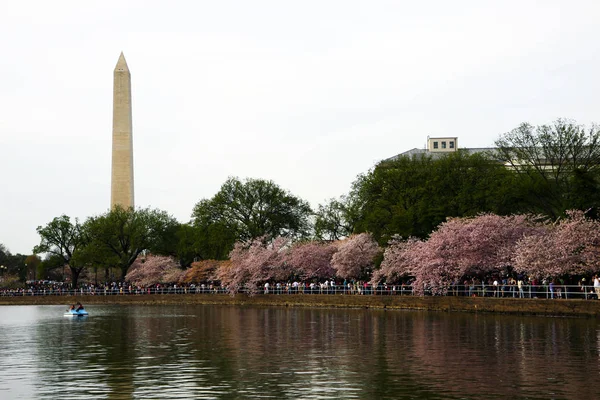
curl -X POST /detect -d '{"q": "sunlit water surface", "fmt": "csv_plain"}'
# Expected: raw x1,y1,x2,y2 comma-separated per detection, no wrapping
0,304,598,399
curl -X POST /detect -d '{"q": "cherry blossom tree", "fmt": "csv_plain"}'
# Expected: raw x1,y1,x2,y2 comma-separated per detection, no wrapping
217,236,291,295
371,236,423,284
180,260,231,284
330,233,380,279
162,266,186,285
381,214,545,294
125,254,183,287
285,241,338,280
514,210,600,278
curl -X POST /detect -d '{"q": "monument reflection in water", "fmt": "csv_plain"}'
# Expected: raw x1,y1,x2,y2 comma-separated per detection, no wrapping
0,305,597,399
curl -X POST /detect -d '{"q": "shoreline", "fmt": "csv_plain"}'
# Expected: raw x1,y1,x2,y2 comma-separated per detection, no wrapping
1,294,600,317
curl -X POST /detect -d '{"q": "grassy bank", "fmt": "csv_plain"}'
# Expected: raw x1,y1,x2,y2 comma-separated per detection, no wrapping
2,294,600,317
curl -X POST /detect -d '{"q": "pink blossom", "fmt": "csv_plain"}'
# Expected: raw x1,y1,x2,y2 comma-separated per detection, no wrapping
125,254,183,287
330,233,380,279
285,241,338,280
218,236,291,295
372,236,422,284
378,214,545,294
514,210,600,278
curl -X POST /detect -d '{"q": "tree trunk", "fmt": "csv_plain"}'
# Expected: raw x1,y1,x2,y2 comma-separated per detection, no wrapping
70,266,81,288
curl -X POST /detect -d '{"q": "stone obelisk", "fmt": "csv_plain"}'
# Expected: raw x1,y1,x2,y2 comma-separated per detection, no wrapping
110,52,135,209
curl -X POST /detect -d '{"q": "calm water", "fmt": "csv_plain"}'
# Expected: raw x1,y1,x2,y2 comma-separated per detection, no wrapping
0,305,598,399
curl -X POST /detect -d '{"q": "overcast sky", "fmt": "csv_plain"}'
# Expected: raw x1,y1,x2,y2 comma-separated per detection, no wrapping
1,1,599,255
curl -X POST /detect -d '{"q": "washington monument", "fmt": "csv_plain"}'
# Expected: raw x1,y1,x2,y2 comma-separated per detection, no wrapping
110,52,135,209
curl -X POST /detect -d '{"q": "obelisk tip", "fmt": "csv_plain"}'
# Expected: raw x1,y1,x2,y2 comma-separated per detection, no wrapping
115,52,129,72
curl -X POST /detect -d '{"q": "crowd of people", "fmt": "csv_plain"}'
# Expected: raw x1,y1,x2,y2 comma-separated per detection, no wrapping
455,276,594,299
0,276,599,300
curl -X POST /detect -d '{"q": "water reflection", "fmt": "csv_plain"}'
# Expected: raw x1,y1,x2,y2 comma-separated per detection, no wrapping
0,305,597,399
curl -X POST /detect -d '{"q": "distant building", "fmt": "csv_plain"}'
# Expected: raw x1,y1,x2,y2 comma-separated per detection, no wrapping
428,136,457,152
384,135,595,177
384,136,496,162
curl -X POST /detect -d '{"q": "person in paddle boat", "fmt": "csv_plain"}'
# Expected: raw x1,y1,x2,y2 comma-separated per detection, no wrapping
67,304,75,311
76,302,85,311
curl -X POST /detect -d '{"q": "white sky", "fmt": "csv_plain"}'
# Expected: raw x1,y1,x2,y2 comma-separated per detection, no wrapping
1,0,599,255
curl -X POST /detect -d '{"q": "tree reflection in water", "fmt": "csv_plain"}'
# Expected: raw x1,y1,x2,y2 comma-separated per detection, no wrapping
4,305,596,399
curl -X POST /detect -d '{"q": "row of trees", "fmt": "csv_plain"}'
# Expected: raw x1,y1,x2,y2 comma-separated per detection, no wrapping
0,244,29,283
123,211,600,295
495,120,600,218
322,119,600,246
20,118,600,287
375,211,600,294
31,177,316,286
34,207,179,287
188,177,313,261
218,233,380,294
123,233,380,293
183,118,600,263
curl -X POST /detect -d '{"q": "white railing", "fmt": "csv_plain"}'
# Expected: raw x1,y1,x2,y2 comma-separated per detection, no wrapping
0,284,596,300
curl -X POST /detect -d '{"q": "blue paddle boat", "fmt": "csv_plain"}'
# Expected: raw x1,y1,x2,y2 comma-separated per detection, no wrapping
64,308,88,317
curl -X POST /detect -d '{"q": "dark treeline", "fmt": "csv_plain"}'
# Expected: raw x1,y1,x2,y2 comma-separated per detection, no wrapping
0,244,29,282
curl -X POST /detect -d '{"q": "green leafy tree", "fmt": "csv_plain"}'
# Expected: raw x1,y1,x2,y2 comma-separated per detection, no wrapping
495,119,600,218
38,254,66,280
191,177,312,254
76,237,120,283
33,215,89,287
353,151,517,244
314,195,360,241
85,206,179,280
150,220,181,259
0,244,27,280
191,201,240,259
174,223,199,267
173,222,235,265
